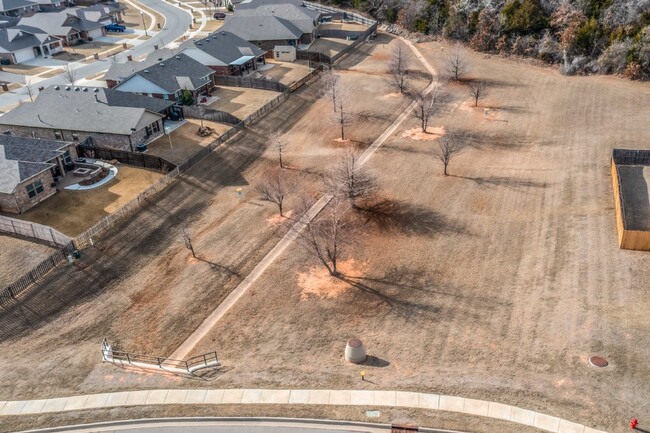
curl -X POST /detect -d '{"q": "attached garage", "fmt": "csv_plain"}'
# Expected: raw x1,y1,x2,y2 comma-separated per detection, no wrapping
88,28,105,39
13,47,35,64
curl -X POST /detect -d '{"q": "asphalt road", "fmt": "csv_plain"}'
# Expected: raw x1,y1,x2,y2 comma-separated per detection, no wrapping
0,0,191,110
17,420,393,433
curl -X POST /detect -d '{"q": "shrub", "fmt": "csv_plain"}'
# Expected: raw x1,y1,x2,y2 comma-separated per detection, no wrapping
538,31,561,62
596,39,632,74
501,0,549,35
180,89,194,106
470,8,501,52
574,17,602,55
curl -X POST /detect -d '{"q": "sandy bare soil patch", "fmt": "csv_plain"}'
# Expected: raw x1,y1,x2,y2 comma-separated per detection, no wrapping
0,236,54,287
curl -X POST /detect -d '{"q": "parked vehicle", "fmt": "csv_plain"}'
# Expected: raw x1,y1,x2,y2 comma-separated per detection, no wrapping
105,23,126,32
213,12,226,19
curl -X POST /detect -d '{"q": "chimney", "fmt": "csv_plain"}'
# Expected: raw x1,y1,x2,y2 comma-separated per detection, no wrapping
127,54,133,61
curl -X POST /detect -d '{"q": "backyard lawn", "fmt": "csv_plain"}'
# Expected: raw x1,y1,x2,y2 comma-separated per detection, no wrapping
7,165,162,237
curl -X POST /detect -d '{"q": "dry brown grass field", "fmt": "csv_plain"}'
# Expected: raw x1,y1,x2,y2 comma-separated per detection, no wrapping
0,236,54,287
1,35,649,433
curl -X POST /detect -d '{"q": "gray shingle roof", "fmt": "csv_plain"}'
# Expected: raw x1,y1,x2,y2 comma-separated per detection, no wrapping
0,26,59,53
18,10,103,36
236,0,304,10
114,53,214,93
103,87,174,112
181,31,265,65
0,85,164,135
0,0,36,12
221,15,303,41
0,143,54,194
0,134,71,152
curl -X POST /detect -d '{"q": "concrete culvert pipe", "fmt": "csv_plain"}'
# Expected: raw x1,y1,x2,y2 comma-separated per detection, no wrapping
345,338,366,364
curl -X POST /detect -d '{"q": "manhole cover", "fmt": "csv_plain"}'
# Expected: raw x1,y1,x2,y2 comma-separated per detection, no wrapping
589,356,609,367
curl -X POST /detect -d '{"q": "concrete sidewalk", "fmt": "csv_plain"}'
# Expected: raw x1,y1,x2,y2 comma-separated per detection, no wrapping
0,388,607,433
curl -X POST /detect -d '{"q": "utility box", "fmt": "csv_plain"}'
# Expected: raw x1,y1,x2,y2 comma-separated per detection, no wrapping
273,45,296,62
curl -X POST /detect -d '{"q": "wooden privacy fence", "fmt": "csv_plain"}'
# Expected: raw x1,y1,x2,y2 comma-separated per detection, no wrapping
77,142,176,173
330,22,379,64
610,149,650,251
0,215,71,247
0,241,75,308
102,338,220,374
214,75,289,92
182,106,242,125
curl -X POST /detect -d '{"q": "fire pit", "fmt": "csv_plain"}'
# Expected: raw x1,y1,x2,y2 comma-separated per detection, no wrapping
72,167,92,177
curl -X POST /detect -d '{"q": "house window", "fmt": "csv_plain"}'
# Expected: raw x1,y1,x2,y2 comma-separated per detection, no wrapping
62,151,72,166
163,94,169,100
25,180,44,198
54,130,63,140
145,125,152,137
152,121,160,134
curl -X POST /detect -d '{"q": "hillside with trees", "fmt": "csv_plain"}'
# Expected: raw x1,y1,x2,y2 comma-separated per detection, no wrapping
334,0,650,79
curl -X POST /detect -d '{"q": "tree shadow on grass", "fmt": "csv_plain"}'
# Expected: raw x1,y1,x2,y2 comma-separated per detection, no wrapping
336,273,443,321
356,198,467,237
451,175,547,189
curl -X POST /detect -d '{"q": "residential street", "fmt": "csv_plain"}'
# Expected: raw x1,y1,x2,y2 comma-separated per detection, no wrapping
0,0,191,112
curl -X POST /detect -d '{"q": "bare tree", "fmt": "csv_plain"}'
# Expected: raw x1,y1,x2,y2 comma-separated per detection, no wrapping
62,64,77,86
322,69,341,112
24,77,35,102
433,131,465,176
410,81,443,133
388,43,409,93
468,80,488,107
181,227,196,258
331,94,353,140
327,153,379,207
446,47,468,81
255,170,296,217
297,198,356,277
269,131,288,168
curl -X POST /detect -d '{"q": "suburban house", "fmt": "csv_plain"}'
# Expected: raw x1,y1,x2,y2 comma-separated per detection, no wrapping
0,0,38,17
222,0,321,51
0,86,166,151
110,53,215,102
0,135,77,214
32,0,70,12
18,10,105,46
179,31,267,76
0,25,63,63
70,2,125,25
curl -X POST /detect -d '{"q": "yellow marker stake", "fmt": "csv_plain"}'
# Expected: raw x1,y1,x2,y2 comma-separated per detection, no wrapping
361,371,365,381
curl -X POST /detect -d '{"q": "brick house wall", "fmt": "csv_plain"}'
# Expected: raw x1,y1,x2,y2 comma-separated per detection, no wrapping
0,170,57,213
0,123,163,151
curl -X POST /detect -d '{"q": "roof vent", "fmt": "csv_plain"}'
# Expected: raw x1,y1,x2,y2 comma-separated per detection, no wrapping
144,69,149,73
221,31,226,35
197,42,202,45
74,87,80,91
82,87,88,92
159,63,164,67
176,56,181,59
54,85,60,90
93,88,99,93
65,86,71,91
